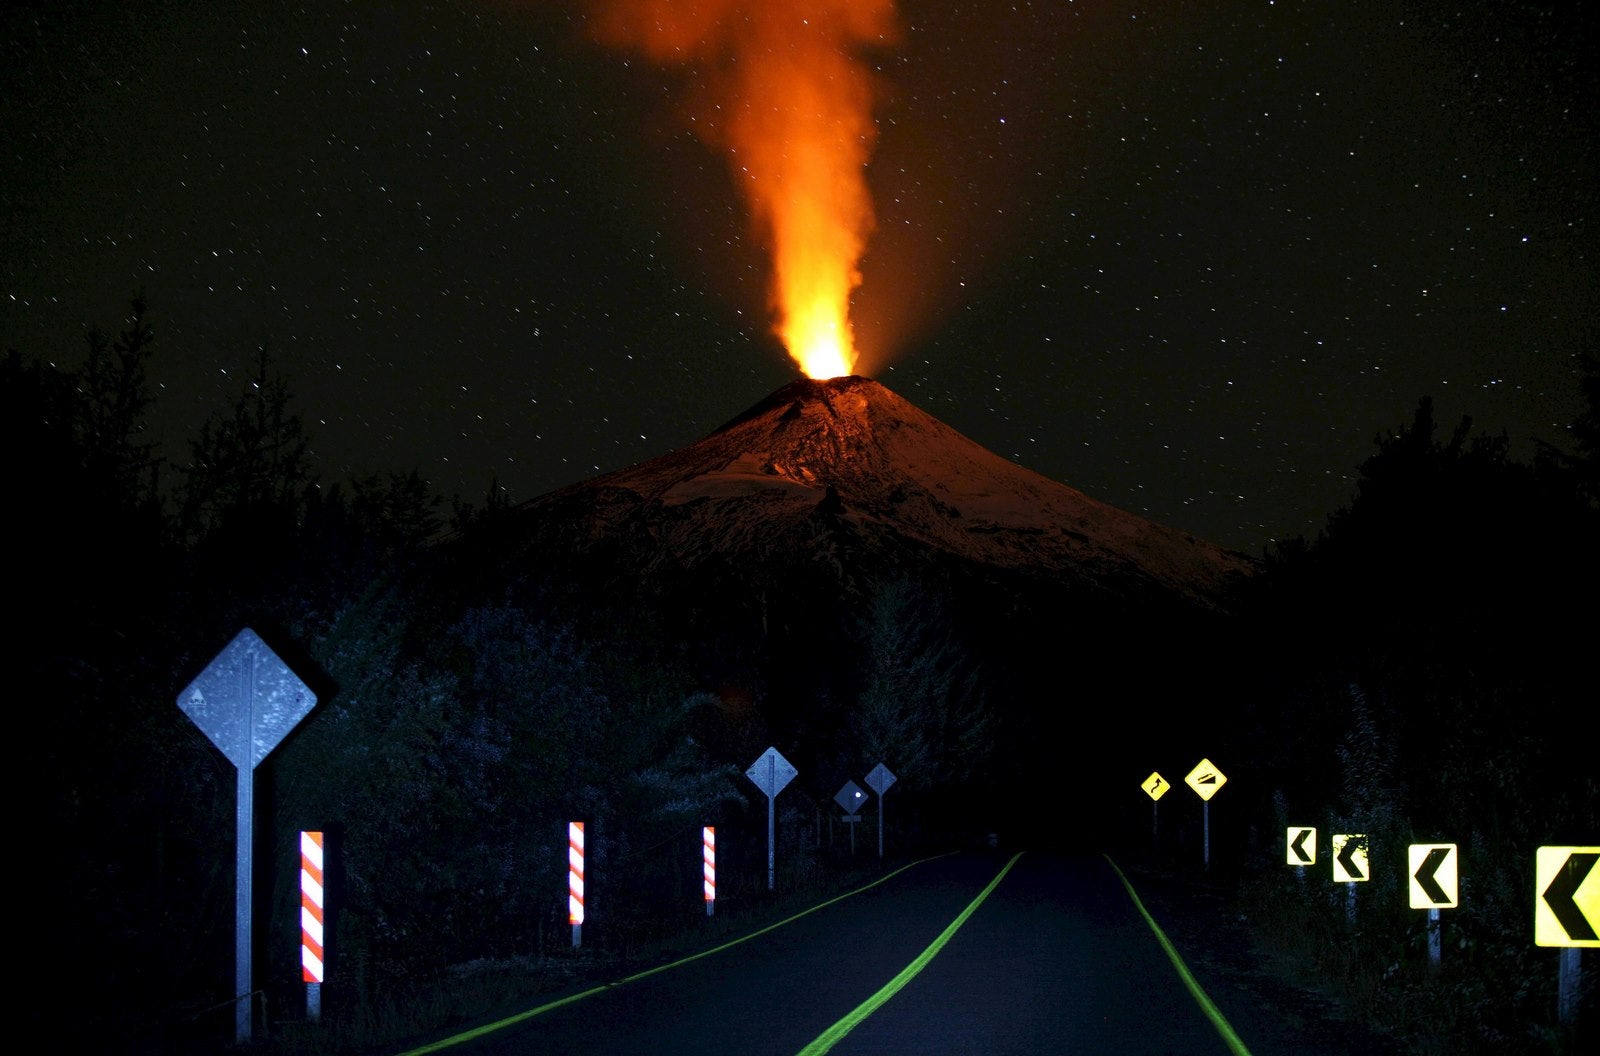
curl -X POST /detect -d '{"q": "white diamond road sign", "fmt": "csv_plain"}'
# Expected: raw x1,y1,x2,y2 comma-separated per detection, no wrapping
179,627,318,770
176,627,319,1047
745,747,797,798
835,780,866,813
865,763,897,796
746,747,798,892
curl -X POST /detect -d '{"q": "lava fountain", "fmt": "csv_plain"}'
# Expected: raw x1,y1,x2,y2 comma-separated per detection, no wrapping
588,0,899,379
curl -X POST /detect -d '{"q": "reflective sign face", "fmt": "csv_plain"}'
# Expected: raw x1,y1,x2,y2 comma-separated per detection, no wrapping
1535,846,1599,947
745,747,798,797
1142,772,1169,801
1332,834,1369,882
1286,827,1316,866
1184,759,1227,801
1408,844,1459,908
178,627,318,770
865,763,897,796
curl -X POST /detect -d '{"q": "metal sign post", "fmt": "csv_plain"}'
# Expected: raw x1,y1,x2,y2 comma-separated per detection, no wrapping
1333,834,1369,925
1408,843,1459,973
745,748,797,891
1286,826,1316,896
835,781,866,855
178,628,318,1045
234,763,253,1034
1141,772,1168,845
865,764,896,859
1534,846,1599,1027
1184,759,1226,870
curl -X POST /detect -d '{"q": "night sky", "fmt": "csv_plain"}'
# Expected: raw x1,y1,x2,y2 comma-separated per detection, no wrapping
4,1,1593,554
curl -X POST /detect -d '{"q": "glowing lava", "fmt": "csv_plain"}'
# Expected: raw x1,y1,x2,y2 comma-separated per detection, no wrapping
589,0,898,380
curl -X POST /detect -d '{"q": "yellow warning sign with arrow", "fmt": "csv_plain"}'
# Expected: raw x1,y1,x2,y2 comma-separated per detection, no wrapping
1332,833,1369,883
1184,758,1226,801
1535,846,1599,947
1408,844,1459,908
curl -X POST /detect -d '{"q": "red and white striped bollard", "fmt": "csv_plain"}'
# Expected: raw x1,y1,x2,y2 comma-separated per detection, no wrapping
300,831,325,1022
703,826,715,916
568,821,584,948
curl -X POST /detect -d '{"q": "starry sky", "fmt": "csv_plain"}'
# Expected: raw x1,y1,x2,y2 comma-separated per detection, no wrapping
4,0,1593,554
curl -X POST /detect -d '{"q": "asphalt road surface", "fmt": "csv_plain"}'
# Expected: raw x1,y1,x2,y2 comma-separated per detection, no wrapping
394,850,1392,1056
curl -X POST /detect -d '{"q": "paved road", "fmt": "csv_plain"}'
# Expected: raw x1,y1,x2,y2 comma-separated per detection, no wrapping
394,850,1383,1056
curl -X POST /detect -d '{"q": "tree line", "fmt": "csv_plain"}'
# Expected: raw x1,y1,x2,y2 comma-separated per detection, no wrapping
8,298,753,1052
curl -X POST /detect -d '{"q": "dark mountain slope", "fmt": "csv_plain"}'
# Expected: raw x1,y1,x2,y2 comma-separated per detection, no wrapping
500,375,1252,606
447,376,1258,836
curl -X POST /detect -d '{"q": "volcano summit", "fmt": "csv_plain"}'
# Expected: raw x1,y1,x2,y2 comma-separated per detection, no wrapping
500,375,1255,613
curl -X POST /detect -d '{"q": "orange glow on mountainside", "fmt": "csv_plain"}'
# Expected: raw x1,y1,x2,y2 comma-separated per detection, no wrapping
589,0,897,379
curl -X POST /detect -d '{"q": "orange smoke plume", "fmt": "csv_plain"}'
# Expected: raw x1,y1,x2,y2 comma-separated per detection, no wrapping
589,0,898,379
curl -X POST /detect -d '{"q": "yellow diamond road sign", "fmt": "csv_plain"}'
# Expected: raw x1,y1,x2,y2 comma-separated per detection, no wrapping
1408,844,1459,908
1141,772,1169,801
1332,834,1369,882
1184,759,1226,801
1535,846,1599,947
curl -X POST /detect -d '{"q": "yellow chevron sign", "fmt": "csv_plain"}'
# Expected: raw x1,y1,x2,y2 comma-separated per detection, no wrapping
1535,846,1599,947
1408,844,1459,909
1332,834,1369,882
1286,827,1316,866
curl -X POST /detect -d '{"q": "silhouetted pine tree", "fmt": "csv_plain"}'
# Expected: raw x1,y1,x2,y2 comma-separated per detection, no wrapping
178,342,313,550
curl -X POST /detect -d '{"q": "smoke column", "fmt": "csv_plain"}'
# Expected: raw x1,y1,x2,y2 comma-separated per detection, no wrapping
588,0,899,379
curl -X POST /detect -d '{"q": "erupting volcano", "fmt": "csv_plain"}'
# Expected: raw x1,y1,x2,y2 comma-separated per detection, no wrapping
590,0,898,379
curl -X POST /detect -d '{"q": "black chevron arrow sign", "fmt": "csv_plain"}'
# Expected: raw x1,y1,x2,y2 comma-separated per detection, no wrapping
1541,850,1599,944
1408,844,1458,908
1333,834,1368,882
1288,827,1315,865
1415,849,1450,903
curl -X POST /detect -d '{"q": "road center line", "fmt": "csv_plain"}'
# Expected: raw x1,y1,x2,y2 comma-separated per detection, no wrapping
1102,854,1255,1056
794,851,1024,1056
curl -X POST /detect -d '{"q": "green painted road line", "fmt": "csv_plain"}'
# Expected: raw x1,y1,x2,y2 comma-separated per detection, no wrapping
392,852,955,1056
1103,854,1255,1056
392,983,612,1056
795,851,1024,1056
